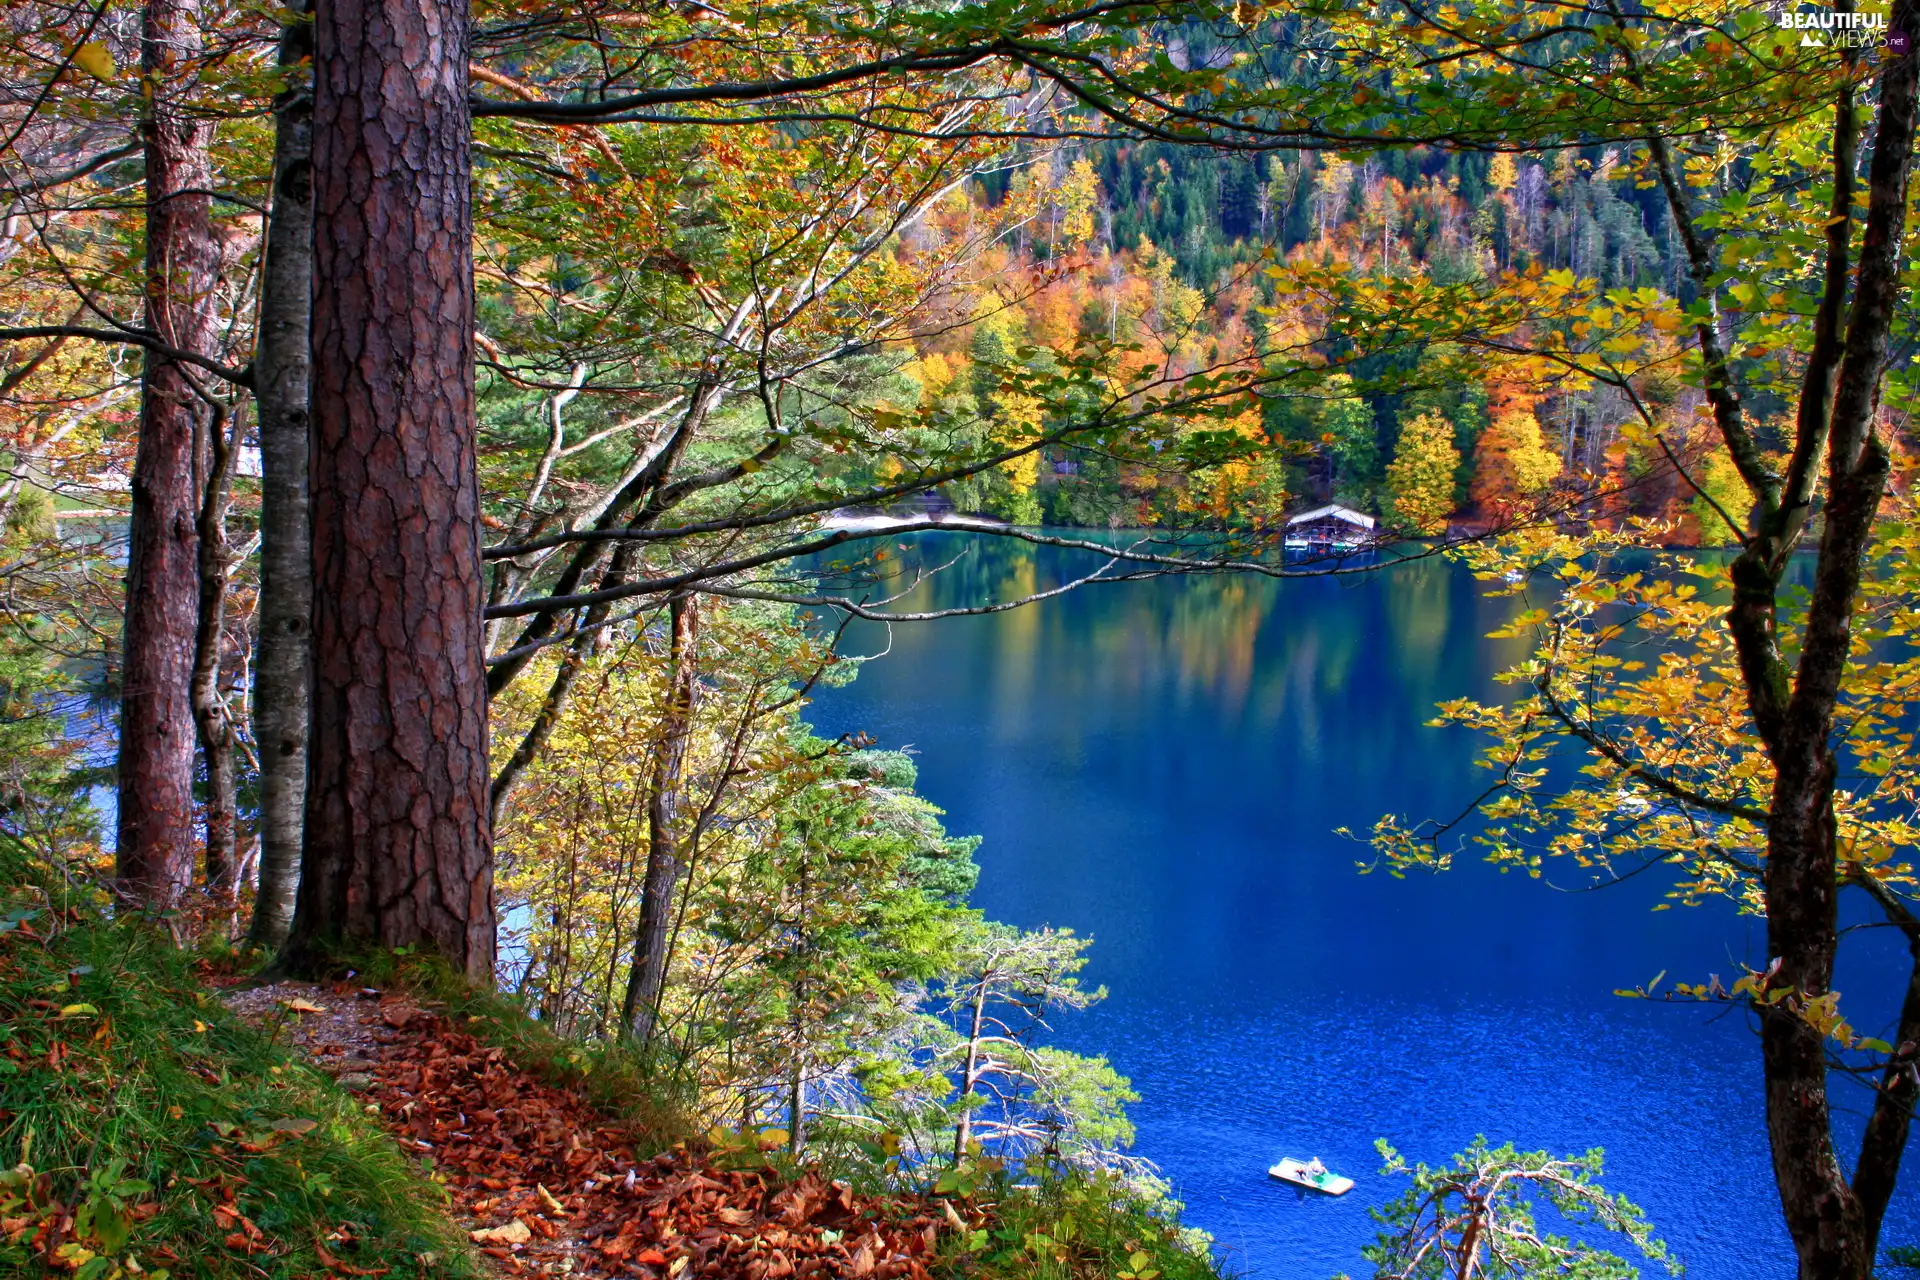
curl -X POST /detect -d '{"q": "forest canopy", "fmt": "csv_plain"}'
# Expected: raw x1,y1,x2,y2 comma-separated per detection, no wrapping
4,0,1920,1277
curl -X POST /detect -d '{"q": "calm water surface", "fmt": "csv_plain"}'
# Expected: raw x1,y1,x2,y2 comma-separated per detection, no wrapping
805,536,1920,1279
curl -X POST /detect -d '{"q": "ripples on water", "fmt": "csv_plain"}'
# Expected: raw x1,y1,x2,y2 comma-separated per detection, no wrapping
806,535,1918,1279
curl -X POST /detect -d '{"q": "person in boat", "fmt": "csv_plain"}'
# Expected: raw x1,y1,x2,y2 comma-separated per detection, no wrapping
1305,1157,1327,1178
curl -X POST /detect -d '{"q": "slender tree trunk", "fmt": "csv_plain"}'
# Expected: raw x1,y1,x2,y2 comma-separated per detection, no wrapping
246,0,316,951
1760,432,1899,1280
622,594,700,1041
281,0,493,979
788,992,806,1154
189,397,244,907
485,379,718,700
1631,4,1920,1266
488,621,585,829
118,0,217,909
489,530,652,825
1853,927,1920,1261
954,975,989,1164
786,836,810,1154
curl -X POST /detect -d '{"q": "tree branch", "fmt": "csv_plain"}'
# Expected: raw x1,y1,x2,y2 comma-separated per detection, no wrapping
0,324,252,387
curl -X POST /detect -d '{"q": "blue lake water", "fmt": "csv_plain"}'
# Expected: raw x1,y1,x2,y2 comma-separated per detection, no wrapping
805,536,1920,1279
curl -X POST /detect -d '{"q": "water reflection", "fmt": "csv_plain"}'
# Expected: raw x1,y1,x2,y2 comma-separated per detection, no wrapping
807,536,1912,1280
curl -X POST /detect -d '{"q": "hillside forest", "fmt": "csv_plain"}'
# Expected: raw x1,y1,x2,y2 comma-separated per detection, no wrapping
2,1,1920,1279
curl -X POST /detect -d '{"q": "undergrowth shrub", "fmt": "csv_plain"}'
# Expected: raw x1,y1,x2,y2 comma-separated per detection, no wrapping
938,1163,1221,1280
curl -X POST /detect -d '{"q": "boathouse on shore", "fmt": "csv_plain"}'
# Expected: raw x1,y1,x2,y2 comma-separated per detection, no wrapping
1283,504,1377,551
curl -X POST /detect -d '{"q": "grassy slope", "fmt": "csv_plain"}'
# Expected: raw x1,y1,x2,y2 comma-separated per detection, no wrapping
0,885,475,1280
0,870,1220,1280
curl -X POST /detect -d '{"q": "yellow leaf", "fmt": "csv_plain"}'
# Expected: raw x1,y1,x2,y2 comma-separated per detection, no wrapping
470,1219,532,1245
71,42,115,81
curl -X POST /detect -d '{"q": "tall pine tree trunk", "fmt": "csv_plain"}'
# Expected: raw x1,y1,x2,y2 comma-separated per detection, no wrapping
282,0,494,979
622,594,699,1041
118,0,216,908
246,2,315,949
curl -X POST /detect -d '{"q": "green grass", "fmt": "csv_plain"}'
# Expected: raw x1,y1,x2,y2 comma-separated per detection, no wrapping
0,879,476,1279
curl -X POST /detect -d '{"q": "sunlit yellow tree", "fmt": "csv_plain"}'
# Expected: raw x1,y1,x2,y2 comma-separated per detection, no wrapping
1387,412,1462,535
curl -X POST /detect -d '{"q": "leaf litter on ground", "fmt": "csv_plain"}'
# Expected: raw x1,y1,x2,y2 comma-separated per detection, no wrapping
226,983,944,1279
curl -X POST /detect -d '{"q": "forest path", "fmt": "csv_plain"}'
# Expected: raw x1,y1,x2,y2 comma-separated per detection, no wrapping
221,982,941,1280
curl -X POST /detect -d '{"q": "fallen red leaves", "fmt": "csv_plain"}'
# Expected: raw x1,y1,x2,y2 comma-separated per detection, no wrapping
340,999,941,1279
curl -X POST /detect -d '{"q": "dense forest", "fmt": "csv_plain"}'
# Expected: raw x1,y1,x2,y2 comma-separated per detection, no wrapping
2,0,1920,1278
861,137,1754,539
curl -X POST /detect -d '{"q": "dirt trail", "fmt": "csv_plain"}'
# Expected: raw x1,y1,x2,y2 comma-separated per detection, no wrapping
223,982,941,1279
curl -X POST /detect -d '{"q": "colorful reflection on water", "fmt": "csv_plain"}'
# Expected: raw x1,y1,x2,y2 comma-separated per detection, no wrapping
806,536,1915,1279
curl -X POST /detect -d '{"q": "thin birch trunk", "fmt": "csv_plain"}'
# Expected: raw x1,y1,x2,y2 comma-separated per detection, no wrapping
953,976,989,1163
246,1,315,949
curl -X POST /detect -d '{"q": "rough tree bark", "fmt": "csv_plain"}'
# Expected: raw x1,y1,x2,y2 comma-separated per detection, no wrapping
117,0,217,908
622,593,700,1042
189,396,244,904
281,0,494,979
246,2,316,950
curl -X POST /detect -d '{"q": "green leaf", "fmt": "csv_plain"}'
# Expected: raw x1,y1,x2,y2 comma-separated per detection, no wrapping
91,1200,132,1253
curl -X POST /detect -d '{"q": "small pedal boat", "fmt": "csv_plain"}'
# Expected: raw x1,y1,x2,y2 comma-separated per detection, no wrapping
1269,1157,1354,1195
